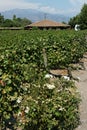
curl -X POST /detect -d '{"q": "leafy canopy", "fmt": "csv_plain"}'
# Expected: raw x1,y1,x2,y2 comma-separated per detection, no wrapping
69,3,87,29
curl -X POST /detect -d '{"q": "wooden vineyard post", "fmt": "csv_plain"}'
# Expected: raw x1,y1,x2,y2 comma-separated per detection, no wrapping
42,48,48,70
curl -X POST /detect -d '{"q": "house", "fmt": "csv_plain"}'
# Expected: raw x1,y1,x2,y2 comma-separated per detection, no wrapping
24,19,70,30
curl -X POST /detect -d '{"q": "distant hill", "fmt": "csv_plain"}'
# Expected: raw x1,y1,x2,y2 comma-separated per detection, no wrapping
1,9,70,23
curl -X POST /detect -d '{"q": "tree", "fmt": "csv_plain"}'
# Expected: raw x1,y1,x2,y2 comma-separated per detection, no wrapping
12,14,32,27
68,15,80,28
3,19,14,27
68,3,87,29
0,13,4,26
13,14,17,21
21,18,32,26
79,3,87,29
0,13,32,27
12,15,21,27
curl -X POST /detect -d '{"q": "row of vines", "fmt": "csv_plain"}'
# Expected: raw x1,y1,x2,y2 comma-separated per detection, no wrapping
0,30,87,130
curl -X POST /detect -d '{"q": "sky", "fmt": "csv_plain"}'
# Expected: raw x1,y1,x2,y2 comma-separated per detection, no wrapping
0,0,87,16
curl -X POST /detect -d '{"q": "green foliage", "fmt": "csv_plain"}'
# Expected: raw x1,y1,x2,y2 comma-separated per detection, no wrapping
0,14,32,27
17,79,80,130
3,19,15,27
0,30,87,69
0,13,4,26
0,30,86,129
69,3,87,30
79,4,87,29
68,15,80,28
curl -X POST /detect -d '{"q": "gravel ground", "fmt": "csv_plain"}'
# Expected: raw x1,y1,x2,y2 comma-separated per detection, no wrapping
72,55,87,130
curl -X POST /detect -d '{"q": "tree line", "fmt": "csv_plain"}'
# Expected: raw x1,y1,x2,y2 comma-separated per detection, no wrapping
69,3,87,30
0,3,87,29
0,14,32,27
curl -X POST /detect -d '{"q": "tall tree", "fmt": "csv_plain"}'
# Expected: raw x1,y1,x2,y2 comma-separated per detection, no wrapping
12,14,32,27
21,18,32,26
0,13,4,26
79,3,87,29
0,14,32,27
68,3,87,29
68,15,80,28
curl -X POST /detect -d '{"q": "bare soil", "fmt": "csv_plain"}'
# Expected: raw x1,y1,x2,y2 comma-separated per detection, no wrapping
72,54,87,130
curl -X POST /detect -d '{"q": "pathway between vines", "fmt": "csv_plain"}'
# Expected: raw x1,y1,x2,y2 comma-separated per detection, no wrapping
72,53,87,130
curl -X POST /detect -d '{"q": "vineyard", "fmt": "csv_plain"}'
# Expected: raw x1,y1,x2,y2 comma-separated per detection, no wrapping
0,30,87,130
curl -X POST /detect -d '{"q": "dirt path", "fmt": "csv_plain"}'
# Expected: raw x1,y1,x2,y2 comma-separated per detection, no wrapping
72,54,87,130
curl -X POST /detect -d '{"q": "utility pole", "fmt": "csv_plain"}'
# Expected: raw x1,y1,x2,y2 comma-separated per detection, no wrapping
44,13,47,20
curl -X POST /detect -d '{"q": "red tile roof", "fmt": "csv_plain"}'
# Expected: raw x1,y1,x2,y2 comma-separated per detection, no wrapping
26,19,70,27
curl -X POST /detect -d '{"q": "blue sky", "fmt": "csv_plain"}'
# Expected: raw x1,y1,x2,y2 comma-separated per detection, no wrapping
0,0,87,16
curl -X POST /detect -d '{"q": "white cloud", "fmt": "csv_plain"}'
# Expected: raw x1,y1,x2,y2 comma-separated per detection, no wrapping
40,6,63,14
0,0,40,12
39,5,80,16
0,0,72,15
69,0,78,6
70,0,87,6
0,0,87,16
69,0,87,15
40,1,87,15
